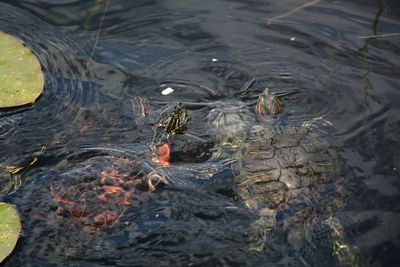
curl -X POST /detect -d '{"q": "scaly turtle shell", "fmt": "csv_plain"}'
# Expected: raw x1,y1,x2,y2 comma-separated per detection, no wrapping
207,88,349,265
49,156,166,232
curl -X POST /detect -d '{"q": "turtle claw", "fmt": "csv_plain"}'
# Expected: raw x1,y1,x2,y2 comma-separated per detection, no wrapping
146,171,168,192
248,214,276,252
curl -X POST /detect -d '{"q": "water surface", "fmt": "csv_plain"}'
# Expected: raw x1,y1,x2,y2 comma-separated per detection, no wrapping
0,0,399,266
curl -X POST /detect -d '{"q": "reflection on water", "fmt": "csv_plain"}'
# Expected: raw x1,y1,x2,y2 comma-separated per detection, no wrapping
0,0,399,266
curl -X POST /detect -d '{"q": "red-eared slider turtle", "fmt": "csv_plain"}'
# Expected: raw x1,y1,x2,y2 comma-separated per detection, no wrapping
130,97,191,166
207,88,351,265
48,99,207,233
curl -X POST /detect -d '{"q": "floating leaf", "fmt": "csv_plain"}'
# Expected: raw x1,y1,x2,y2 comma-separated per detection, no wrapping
0,203,21,263
0,31,44,108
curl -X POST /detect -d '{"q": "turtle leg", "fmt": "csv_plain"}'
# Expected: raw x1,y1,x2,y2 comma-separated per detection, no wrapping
248,217,273,251
326,216,365,267
248,214,311,266
248,208,277,252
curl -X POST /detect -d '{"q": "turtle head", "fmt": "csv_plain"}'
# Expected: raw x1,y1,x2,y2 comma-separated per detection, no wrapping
160,103,189,135
256,88,282,118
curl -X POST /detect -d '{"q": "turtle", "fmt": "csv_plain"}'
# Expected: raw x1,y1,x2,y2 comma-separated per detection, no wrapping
130,96,214,168
206,88,353,265
47,98,210,233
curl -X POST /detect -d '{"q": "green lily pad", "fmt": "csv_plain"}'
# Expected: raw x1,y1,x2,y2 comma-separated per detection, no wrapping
0,203,21,263
0,31,44,108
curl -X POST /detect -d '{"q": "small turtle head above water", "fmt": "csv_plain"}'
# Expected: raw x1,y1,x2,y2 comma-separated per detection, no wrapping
151,103,189,165
158,103,189,135
256,88,282,117
207,88,282,147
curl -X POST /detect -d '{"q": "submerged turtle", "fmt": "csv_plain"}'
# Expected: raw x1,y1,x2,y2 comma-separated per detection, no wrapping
49,155,167,233
207,88,351,265
48,99,207,233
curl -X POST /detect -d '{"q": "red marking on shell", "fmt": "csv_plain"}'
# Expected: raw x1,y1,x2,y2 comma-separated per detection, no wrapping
70,208,85,218
50,185,74,205
97,193,109,202
94,211,118,227
49,158,162,232
123,190,133,205
103,185,124,194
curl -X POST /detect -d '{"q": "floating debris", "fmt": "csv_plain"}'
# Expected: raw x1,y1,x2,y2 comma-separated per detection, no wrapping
161,87,174,95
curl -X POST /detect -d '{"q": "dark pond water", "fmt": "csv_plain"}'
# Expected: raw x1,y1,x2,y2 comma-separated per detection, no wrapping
1,0,400,266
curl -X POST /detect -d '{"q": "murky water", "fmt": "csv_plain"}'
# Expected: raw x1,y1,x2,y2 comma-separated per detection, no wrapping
0,0,399,266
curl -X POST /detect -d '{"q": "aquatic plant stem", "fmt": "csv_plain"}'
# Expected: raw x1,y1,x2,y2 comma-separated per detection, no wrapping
357,32,400,39
85,0,110,72
266,0,320,26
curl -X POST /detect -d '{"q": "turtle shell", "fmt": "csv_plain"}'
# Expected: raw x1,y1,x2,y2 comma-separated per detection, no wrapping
236,125,343,212
49,156,166,232
206,97,349,264
233,124,348,261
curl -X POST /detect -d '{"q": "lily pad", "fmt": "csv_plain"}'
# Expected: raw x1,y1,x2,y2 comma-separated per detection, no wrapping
0,31,44,108
0,203,21,263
